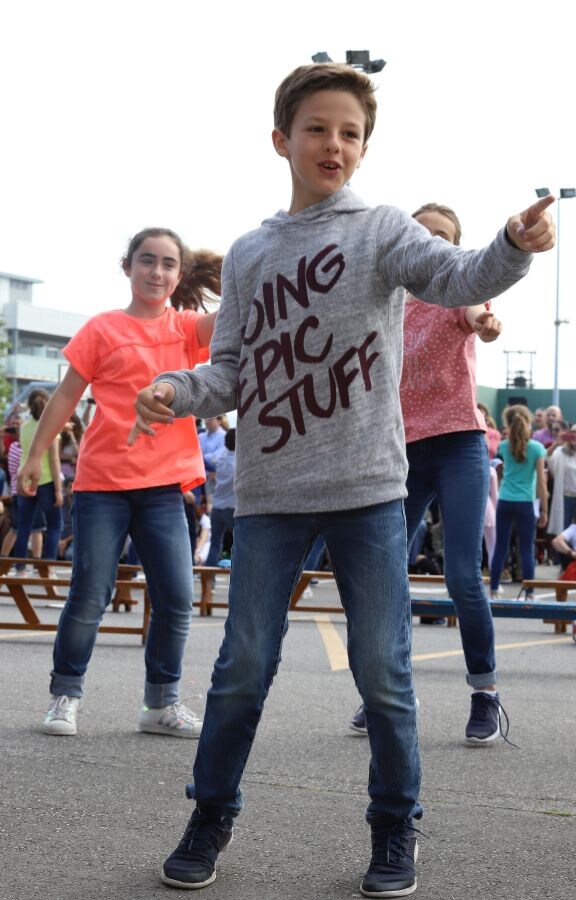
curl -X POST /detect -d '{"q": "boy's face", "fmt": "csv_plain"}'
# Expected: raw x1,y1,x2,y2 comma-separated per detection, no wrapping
272,90,368,215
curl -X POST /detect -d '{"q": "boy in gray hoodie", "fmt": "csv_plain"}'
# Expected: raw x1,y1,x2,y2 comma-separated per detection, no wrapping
131,63,554,897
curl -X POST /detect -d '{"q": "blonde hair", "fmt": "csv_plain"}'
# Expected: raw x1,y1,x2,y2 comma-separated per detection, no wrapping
503,404,532,462
412,203,462,246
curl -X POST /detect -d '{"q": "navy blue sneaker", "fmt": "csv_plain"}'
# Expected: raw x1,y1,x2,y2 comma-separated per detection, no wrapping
349,705,368,735
161,806,234,889
465,691,500,745
361,818,418,897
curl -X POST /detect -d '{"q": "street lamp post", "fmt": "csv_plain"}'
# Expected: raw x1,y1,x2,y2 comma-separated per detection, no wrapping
535,186,576,407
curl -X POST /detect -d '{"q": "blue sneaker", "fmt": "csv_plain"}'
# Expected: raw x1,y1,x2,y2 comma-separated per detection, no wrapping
361,818,419,897
161,806,234,889
465,691,501,745
349,705,367,735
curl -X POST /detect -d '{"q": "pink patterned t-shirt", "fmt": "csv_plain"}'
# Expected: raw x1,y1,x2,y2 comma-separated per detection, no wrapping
401,296,487,444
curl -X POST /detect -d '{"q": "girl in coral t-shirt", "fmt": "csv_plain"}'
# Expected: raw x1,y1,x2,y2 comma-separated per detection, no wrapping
18,228,222,739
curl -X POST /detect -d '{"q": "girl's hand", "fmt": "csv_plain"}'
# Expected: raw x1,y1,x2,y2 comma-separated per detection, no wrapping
538,512,548,529
506,195,555,252
54,491,64,509
17,460,41,496
128,382,176,445
473,310,502,343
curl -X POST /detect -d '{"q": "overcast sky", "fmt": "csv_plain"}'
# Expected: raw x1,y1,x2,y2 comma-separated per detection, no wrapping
1,0,574,395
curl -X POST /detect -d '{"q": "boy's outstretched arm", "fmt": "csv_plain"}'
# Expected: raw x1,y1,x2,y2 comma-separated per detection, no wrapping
506,194,556,252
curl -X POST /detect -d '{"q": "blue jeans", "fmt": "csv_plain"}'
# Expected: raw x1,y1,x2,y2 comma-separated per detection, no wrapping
490,500,536,591
189,502,422,825
405,432,496,687
205,507,235,567
50,485,194,706
564,495,576,530
13,482,63,561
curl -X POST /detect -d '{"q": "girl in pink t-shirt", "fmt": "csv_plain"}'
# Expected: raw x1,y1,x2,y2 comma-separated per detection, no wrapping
18,228,222,739
403,203,506,745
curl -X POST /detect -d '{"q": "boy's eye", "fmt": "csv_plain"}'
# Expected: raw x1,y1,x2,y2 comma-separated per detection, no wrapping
344,130,360,139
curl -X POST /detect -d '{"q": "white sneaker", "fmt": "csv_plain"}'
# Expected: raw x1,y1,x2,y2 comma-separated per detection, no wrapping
43,695,79,735
302,586,314,599
138,702,203,738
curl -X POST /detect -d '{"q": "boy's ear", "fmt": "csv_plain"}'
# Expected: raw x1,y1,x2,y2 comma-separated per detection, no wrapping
272,128,289,158
356,143,369,168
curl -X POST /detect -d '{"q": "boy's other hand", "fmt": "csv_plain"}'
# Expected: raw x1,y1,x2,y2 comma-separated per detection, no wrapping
128,382,176,446
506,195,555,252
473,310,502,343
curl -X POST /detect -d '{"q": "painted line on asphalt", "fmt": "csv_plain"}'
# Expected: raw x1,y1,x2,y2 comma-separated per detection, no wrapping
313,616,349,671
414,635,572,661
310,622,572,670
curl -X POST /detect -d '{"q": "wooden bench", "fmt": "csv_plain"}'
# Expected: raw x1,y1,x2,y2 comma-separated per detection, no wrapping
519,579,576,633
0,557,151,643
195,568,472,624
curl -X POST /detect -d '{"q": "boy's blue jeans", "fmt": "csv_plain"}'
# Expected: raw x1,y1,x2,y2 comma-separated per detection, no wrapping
50,486,193,707
404,431,497,687
190,501,422,825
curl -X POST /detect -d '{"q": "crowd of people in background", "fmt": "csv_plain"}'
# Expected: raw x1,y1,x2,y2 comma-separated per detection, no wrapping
2,398,575,585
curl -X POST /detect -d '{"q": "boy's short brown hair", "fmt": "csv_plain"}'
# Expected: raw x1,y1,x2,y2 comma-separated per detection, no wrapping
273,63,377,142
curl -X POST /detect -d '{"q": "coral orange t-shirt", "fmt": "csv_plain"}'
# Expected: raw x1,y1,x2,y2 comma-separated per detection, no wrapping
64,307,210,492
401,296,487,444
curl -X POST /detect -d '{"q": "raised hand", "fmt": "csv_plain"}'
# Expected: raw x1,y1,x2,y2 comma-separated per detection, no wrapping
506,194,555,253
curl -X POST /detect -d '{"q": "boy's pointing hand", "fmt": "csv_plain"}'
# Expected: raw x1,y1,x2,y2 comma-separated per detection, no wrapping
128,382,176,446
506,194,556,253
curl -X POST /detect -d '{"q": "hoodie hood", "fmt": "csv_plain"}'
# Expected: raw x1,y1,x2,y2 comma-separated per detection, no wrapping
261,186,369,229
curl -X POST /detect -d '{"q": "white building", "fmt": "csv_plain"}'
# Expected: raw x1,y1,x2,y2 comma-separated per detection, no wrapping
0,271,89,405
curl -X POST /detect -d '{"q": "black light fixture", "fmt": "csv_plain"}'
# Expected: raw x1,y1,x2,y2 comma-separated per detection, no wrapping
311,51,333,64
346,49,386,73
311,49,386,74
535,187,551,198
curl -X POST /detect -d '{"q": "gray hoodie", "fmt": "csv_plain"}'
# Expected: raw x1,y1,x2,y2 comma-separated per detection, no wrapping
159,188,531,515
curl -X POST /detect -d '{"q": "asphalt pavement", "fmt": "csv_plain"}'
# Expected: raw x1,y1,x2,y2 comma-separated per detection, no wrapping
1,567,575,900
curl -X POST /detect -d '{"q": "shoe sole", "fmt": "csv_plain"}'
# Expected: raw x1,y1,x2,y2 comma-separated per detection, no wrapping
138,724,201,739
349,723,368,735
160,832,233,889
464,730,499,746
360,879,417,897
43,723,77,735
161,870,216,889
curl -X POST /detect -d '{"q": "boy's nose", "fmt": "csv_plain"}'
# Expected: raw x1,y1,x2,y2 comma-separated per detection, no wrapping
324,132,341,152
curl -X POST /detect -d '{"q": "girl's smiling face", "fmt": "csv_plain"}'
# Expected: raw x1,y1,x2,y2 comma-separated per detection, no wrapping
124,235,182,317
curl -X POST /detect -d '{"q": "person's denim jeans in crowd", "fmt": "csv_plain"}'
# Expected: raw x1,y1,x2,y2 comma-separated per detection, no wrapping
189,501,422,825
50,485,193,706
490,499,536,591
404,431,497,688
205,507,235,567
13,482,63,561
564,495,576,530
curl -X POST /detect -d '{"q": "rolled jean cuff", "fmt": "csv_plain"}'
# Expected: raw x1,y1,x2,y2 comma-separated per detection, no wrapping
50,671,85,699
466,670,498,688
144,679,180,708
